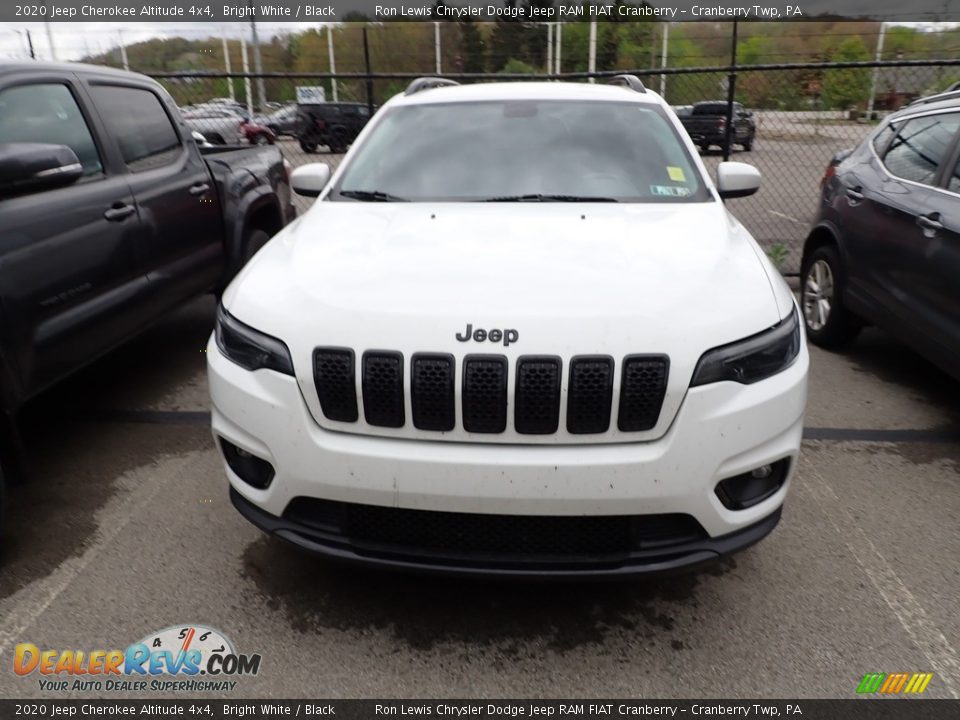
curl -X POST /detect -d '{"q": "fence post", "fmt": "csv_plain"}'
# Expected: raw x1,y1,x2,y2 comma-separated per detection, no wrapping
723,21,739,162
363,27,374,116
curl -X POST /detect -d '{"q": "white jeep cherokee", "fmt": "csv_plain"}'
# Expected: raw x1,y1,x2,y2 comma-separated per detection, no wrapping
208,77,808,577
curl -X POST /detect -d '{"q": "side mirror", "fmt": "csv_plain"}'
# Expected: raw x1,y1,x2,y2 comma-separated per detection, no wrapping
0,143,83,196
290,163,331,197
716,161,761,199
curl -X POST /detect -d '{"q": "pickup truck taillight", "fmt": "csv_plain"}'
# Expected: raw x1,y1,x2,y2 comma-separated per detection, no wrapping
716,117,726,130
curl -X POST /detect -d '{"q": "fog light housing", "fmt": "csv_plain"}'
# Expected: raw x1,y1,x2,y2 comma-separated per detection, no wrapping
220,438,275,490
715,459,789,510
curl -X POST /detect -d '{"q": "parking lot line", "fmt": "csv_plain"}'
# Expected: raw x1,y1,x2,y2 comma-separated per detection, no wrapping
800,456,960,699
0,451,203,658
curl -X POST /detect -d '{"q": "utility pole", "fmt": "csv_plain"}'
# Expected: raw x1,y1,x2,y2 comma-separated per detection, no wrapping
588,19,597,83
327,26,338,102
866,22,886,120
362,27,374,117
434,22,442,74
660,23,669,99
43,1,56,60
723,21,739,162
222,33,235,102
118,31,129,71
247,1,266,109
546,23,553,76
555,22,562,74
241,38,253,121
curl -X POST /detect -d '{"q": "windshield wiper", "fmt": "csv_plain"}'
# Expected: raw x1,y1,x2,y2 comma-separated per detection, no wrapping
481,194,618,202
339,189,409,202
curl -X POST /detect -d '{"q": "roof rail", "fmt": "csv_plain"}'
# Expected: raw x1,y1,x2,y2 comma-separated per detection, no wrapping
608,75,647,94
907,86,960,107
405,77,460,96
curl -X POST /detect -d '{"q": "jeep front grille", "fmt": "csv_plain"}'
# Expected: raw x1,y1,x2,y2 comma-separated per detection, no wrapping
313,348,358,422
618,355,670,432
311,348,669,437
462,355,508,433
361,351,405,427
411,354,456,431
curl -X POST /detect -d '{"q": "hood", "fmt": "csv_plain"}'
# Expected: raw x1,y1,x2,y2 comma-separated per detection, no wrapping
224,201,781,443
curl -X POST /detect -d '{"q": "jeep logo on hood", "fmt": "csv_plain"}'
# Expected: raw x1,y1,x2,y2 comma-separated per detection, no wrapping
456,324,519,346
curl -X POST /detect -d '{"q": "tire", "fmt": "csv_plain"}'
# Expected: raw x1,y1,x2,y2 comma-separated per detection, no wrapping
328,130,348,155
299,140,318,153
801,244,861,348
742,135,754,151
241,228,271,266
208,133,226,145
252,133,271,146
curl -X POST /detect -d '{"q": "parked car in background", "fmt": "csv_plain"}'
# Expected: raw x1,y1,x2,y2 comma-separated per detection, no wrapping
183,107,246,145
680,101,756,152
673,105,693,119
0,61,296,524
802,88,960,380
210,77,806,577
256,105,298,137
295,102,372,154
241,120,276,146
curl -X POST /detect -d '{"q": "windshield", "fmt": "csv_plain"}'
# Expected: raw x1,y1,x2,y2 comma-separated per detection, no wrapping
332,100,709,203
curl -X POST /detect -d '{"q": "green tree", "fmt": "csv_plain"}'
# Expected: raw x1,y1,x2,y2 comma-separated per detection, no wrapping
821,37,871,110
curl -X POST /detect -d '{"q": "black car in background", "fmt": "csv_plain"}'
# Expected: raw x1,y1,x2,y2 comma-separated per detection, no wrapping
296,102,372,154
680,101,756,152
802,89,960,380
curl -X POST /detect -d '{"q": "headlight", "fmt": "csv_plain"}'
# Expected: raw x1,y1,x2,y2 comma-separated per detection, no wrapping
691,307,801,387
215,304,294,375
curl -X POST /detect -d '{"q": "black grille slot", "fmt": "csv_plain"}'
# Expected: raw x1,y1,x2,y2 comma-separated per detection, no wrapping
462,356,508,433
567,356,614,434
618,355,669,432
313,348,358,422
362,351,405,428
283,497,709,561
411,354,455,431
515,356,562,434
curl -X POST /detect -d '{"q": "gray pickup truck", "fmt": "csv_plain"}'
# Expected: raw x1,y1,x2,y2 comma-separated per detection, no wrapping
0,62,296,520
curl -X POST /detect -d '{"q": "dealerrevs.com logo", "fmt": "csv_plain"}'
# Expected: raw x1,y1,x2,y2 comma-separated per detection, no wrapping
14,625,261,693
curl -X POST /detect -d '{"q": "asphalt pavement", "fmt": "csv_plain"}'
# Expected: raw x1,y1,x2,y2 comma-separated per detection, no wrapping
0,291,957,699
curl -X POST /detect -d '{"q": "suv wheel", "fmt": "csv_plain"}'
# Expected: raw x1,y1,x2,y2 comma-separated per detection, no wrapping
801,244,861,348
299,140,318,153
328,130,347,155
742,134,754,151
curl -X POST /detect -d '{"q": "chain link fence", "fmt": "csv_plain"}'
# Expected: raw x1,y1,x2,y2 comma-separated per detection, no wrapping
153,60,960,275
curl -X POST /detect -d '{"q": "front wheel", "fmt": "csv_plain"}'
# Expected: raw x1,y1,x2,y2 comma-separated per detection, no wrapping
741,135,754,151
299,139,318,153
801,244,861,348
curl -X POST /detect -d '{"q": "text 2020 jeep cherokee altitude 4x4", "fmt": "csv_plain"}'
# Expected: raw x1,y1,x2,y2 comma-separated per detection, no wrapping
208,77,808,577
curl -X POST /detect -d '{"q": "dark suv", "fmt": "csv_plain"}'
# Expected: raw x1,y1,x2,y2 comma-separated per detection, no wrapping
296,102,371,154
802,89,960,379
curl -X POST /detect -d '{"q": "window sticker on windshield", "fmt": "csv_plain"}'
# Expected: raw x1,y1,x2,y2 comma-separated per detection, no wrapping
651,185,692,197
667,166,686,182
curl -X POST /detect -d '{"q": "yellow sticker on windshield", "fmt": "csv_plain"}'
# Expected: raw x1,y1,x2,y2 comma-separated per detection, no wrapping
667,166,686,182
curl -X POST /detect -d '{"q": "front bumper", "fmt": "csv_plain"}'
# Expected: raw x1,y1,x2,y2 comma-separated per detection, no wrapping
208,335,807,575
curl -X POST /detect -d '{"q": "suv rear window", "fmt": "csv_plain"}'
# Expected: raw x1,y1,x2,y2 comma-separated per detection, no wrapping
334,100,708,203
